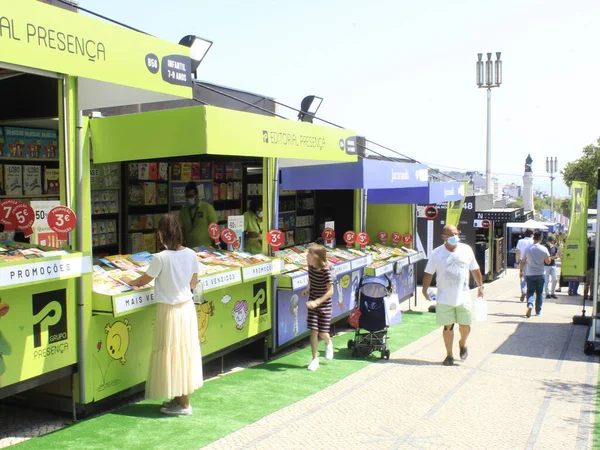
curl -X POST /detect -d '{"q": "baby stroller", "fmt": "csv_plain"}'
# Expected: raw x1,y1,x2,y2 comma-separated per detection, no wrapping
347,275,392,359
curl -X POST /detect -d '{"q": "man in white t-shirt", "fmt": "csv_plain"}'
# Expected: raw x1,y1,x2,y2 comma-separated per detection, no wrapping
515,229,534,302
422,225,484,366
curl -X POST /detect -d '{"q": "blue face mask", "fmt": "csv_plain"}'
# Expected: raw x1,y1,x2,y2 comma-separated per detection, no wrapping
447,235,460,246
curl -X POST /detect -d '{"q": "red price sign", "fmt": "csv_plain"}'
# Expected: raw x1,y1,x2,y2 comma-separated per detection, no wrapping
403,233,413,246
357,232,370,248
12,203,35,237
481,219,491,229
322,227,335,240
378,230,388,244
267,229,285,251
343,230,356,247
391,232,402,245
0,199,23,231
48,206,77,241
220,228,237,245
208,222,221,244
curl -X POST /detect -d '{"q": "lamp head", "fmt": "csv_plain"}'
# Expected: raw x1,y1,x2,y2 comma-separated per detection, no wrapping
298,95,323,123
179,35,213,76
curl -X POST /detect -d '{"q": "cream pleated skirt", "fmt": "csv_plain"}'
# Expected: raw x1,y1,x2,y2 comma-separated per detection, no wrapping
145,300,203,400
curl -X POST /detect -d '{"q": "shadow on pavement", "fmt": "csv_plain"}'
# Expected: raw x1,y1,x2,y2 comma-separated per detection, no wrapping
110,403,170,419
386,358,442,366
492,322,594,363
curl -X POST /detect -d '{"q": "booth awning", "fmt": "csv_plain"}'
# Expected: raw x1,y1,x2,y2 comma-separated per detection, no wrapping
506,219,549,230
280,159,428,190
368,182,465,204
89,105,358,164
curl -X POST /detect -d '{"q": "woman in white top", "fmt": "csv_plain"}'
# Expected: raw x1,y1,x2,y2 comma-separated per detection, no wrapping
129,213,203,416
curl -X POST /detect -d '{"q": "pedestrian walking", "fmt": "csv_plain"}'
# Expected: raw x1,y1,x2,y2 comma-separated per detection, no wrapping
422,225,484,366
128,213,203,416
302,244,334,371
520,230,552,318
516,229,534,302
544,235,559,299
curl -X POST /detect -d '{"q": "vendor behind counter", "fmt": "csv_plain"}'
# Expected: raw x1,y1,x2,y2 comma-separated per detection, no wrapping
181,181,218,248
244,199,263,254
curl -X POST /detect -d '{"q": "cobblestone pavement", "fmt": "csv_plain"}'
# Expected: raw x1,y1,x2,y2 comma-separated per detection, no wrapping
1,269,598,449
204,269,599,450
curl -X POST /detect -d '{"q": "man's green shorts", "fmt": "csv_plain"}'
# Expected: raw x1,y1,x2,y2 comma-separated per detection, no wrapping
436,302,472,326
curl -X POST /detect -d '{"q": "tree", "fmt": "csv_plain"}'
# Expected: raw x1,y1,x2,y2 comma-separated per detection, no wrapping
562,138,600,208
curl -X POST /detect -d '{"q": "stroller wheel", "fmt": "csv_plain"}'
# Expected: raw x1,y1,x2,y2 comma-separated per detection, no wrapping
347,339,355,349
384,349,391,360
351,347,358,357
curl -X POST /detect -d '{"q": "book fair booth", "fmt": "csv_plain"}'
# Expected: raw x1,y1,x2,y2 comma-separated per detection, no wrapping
274,159,434,352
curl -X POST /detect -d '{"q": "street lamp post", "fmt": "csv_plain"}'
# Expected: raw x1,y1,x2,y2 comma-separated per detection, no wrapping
546,157,558,217
476,52,503,196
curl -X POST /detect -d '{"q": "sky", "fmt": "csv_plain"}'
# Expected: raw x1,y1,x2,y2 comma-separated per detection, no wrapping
79,0,600,197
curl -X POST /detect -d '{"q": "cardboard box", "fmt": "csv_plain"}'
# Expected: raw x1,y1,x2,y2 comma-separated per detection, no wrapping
45,167,60,195
23,165,42,195
4,164,23,195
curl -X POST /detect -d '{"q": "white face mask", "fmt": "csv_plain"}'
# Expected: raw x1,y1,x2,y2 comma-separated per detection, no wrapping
257,211,263,218
186,197,196,206
447,235,459,246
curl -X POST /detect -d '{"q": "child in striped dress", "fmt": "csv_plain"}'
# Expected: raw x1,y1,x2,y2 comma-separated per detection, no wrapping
302,245,334,371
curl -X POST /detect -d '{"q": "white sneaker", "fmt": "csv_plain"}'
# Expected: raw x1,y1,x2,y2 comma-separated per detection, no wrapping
325,342,334,360
160,404,193,416
307,358,319,371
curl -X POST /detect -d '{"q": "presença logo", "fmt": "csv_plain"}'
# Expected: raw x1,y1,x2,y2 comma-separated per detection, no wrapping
32,289,67,349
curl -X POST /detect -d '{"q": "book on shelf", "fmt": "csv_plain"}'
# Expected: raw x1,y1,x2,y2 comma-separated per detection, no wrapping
158,162,168,181
171,163,182,180
143,233,157,253
138,162,150,180
148,162,158,180
44,167,60,195
0,165,4,195
181,162,192,181
4,164,23,196
157,183,168,205
128,162,139,179
201,162,212,180
143,182,157,205
128,185,143,205
191,162,201,180
23,165,42,195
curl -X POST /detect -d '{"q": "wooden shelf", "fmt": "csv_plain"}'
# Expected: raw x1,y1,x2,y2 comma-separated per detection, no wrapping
92,243,119,250
279,210,296,214
213,199,242,202
129,228,156,233
92,213,118,218
0,194,59,199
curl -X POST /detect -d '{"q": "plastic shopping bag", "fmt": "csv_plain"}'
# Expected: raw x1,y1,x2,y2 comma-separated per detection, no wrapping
474,297,487,322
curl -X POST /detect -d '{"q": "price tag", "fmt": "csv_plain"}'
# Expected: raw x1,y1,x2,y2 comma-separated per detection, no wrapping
48,206,77,241
343,230,356,248
208,222,221,245
267,229,284,252
357,232,370,249
12,203,35,237
402,233,413,246
322,227,335,240
391,232,402,246
220,228,237,245
0,199,23,231
378,230,388,244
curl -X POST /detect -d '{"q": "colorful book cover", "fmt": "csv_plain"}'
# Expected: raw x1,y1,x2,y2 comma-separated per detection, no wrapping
213,182,220,201
191,162,201,180
171,163,181,180
201,162,212,180
232,163,242,180
4,128,26,158
129,233,144,254
145,214,154,230
225,164,233,180
0,164,4,195
157,183,168,205
181,163,192,181
143,233,157,253
40,130,59,159
23,165,42,195
128,215,141,231
128,185,143,205
4,164,22,196
24,129,43,159
158,162,169,181
143,182,157,205
138,162,150,181
128,163,139,179
213,163,225,180
148,162,158,180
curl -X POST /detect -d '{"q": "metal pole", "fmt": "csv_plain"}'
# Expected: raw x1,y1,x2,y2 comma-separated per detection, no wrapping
550,172,554,217
486,88,492,196
413,203,418,308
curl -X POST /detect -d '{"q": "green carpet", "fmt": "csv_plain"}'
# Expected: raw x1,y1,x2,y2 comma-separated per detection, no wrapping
14,311,437,450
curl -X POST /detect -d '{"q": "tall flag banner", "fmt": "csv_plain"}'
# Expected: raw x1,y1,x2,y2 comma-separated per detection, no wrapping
445,181,468,227
562,181,588,281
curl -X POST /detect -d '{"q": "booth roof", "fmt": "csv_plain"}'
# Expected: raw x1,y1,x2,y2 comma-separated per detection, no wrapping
368,181,465,204
280,159,428,191
506,219,550,230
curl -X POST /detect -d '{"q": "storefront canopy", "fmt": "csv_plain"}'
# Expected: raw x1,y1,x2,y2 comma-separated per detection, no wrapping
280,159,428,190
89,105,358,164
367,182,465,204
506,219,549,230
